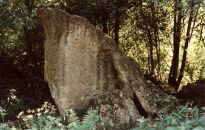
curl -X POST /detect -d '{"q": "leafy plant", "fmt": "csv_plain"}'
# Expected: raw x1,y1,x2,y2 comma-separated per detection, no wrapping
0,107,7,123
132,103,205,130
26,115,63,130
1,89,23,121
0,107,99,130
66,109,99,130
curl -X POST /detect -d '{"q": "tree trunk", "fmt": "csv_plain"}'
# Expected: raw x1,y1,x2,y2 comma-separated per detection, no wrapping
102,18,108,34
150,2,161,78
177,1,197,87
168,0,183,90
138,0,155,76
114,0,120,47
148,32,155,76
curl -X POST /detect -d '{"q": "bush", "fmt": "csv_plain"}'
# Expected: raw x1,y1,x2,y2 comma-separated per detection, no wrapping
133,103,205,130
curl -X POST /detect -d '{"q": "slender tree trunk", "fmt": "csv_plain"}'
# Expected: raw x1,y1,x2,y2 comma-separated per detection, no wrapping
138,0,155,76
147,48,151,74
102,15,108,34
168,0,183,90
199,18,204,42
177,1,197,88
150,2,161,78
148,32,155,76
25,0,34,14
114,0,120,47
24,0,35,61
0,30,3,45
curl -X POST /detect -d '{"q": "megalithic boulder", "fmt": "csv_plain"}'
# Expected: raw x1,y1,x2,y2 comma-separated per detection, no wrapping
37,7,178,129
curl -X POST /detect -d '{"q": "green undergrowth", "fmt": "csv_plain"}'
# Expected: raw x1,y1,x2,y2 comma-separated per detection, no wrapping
132,103,205,130
0,105,99,130
0,103,205,130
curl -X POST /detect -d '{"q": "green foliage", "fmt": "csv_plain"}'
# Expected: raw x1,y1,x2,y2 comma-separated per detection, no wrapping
0,107,99,130
26,115,62,130
132,104,205,130
67,109,99,130
0,107,7,122
0,107,16,130
1,103,205,130
0,89,23,122
0,123,13,130
120,0,205,87
0,0,35,29
1,102,205,130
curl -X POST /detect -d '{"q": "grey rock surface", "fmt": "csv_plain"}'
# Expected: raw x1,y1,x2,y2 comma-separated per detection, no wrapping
37,7,178,129
37,7,119,114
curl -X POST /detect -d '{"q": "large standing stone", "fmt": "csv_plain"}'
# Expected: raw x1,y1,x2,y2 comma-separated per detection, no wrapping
37,7,119,114
37,7,178,129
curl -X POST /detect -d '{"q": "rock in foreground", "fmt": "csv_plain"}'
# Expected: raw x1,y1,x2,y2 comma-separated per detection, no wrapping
37,7,178,129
